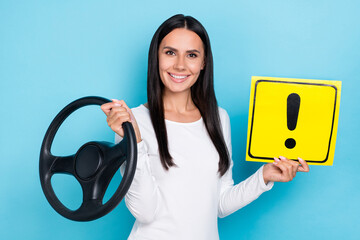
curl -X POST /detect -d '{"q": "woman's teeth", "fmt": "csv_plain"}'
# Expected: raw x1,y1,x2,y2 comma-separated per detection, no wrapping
170,73,188,79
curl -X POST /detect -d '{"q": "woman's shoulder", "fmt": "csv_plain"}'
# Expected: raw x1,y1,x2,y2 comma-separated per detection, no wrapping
131,104,148,115
218,106,230,120
218,106,228,117
217,106,231,129
131,104,151,124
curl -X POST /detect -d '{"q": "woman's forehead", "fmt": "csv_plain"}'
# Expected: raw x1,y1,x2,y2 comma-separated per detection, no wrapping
160,28,204,52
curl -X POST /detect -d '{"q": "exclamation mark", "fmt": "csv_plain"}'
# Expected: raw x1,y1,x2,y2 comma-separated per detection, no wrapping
285,93,300,149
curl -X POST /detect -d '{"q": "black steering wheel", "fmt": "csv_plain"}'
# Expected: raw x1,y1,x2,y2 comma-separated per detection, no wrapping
39,96,137,221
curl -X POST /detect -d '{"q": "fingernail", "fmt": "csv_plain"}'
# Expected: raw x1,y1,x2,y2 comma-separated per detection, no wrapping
279,156,286,160
114,103,122,106
274,157,280,162
298,157,304,161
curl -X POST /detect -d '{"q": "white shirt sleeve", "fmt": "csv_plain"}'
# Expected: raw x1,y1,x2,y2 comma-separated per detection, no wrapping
217,109,274,218
117,135,162,224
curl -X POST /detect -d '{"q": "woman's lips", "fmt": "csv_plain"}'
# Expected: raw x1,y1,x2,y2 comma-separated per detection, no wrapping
168,72,190,83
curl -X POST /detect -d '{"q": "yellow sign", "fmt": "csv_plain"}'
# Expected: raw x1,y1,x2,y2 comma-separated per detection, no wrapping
246,76,341,165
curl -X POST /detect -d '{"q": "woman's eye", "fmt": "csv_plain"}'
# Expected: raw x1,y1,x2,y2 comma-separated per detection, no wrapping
188,53,197,58
165,51,175,55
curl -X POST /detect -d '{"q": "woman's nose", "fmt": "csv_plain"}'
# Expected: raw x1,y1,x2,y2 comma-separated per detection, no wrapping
174,56,186,71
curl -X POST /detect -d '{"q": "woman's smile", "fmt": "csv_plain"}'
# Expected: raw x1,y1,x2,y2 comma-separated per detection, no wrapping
168,72,191,83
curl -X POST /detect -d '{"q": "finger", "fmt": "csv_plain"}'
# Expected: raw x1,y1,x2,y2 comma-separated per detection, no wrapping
113,100,136,121
273,157,280,163
272,158,287,173
278,156,296,169
297,157,310,172
272,164,290,182
273,158,285,178
111,99,130,111
101,102,122,116
100,103,113,116
108,111,131,127
279,156,299,176
274,158,295,181
279,156,299,167
108,116,131,135
108,113,126,127
108,106,128,118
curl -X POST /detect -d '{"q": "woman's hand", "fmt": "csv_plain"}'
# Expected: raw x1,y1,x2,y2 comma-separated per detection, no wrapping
101,99,142,143
263,156,310,184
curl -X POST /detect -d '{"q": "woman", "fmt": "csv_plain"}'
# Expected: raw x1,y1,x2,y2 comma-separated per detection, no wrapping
101,14,309,240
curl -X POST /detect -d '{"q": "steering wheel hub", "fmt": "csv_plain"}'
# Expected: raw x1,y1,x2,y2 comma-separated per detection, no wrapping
75,144,102,180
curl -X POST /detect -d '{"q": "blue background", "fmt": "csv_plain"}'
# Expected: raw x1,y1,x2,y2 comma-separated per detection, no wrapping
1,0,359,239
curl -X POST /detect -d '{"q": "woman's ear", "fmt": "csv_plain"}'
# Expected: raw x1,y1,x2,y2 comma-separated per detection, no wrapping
201,60,205,70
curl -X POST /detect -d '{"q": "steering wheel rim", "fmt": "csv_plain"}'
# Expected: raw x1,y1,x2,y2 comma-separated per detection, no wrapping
39,96,137,221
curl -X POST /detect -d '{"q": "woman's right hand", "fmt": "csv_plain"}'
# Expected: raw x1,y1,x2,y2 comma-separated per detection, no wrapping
101,99,142,143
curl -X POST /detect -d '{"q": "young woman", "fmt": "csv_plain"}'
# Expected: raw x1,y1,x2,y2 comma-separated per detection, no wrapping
101,14,309,240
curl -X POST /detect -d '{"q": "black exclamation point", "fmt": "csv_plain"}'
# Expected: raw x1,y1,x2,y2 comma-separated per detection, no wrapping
285,93,300,149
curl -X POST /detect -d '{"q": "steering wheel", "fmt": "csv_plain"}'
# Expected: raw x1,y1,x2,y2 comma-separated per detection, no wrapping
39,96,137,221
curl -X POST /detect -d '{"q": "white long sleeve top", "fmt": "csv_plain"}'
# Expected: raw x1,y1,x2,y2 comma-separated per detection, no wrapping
116,105,273,240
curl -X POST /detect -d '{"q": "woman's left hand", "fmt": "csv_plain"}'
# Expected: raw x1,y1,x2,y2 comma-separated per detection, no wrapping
263,156,310,184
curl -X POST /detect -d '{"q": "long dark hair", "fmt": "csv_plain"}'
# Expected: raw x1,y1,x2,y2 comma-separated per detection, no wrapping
147,14,230,176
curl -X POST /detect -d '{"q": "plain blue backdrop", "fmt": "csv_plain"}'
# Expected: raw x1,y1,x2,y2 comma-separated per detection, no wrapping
1,0,359,239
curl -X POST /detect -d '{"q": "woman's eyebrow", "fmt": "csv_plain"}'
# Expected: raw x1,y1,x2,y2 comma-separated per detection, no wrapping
186,49,201,54
163,46,201,54
163,46,177,52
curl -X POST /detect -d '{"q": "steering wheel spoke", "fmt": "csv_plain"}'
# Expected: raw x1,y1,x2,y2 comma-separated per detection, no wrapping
50,154,76,175
106,139,127,166
79,179,99,202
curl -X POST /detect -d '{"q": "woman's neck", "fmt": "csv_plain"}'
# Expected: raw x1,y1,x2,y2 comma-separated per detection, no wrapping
161,89,201,122
162,90,196,113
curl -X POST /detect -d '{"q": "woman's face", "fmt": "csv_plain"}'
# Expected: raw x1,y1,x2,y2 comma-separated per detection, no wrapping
158,28,205,94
